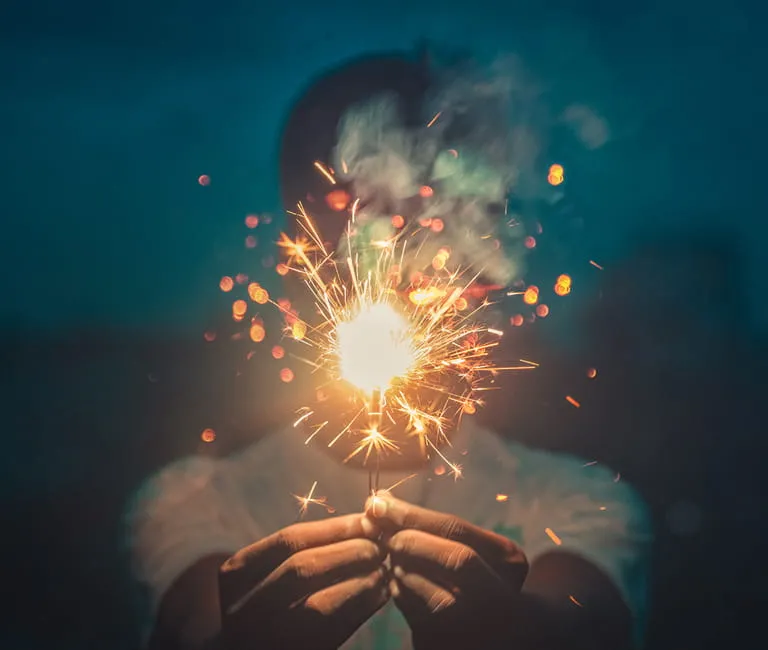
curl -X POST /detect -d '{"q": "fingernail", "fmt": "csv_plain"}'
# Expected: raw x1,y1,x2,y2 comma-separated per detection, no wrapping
365,496,387,519
369,495,388,518
393,565,405,579
389,578,401,599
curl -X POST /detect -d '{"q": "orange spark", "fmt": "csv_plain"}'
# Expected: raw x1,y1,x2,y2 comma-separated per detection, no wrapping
427,112,442,127
566,395,581,408
545,527,562,545
293,481,335,518
589,260,604,270
523,286,539,305
325,189,350,211
313,161,336,185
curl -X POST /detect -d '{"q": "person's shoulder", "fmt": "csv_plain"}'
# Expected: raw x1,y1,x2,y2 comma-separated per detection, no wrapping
468,424,651,545
477,426,646,512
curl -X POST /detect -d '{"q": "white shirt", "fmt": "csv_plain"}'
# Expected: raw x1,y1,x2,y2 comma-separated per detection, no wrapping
127,419,652,648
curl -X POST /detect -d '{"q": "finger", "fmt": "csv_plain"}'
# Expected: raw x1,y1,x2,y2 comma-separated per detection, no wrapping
388,529,507,596
366,493,526,585
220,514,379,602
250,538,385,610
302,567,390,648
391,565,456,623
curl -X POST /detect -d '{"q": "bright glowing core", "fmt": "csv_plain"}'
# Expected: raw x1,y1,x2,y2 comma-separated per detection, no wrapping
336,302,416,394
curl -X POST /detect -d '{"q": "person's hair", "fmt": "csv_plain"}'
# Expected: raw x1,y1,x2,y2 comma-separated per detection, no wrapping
279,52,430,245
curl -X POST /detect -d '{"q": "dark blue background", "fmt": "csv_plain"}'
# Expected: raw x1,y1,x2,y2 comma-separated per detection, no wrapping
1,1,766,648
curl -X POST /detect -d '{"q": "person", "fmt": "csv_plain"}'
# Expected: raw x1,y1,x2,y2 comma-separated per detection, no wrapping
126,51,652,650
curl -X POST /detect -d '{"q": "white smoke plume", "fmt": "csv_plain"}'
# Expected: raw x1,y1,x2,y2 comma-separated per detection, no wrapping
332,54,550,286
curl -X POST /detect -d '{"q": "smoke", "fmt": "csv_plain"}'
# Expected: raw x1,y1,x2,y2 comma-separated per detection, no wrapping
332,55,551,286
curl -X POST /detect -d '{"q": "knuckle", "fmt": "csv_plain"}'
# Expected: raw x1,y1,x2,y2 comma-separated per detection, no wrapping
427,591,456,614
286,553,318,581
443,546,476,573
274,527,304,555
438,516,466,540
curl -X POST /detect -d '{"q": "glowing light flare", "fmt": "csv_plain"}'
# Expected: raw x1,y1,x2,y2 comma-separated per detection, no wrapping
523,286,539,305
325,190,350,212
232,300,248,318
245,214,259,228
336,303,416,395
548,164,564,186
277,203,519,488
313,161,336,185
292,320,307,341
250,324,266,342
198,174,210,186
220,276,234,292
293,481,336,519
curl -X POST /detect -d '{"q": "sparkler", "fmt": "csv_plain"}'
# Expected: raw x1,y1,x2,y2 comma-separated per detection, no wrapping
280,203,534,495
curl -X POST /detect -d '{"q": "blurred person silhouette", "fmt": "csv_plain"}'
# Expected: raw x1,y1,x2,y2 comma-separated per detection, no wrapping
126,51,652,650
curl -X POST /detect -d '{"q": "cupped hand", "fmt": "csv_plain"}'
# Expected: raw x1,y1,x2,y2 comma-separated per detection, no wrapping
365,492,528,649
218,514,390,650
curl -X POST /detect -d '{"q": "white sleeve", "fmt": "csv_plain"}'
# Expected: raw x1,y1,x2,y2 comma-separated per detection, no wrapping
517,452,653,644
124,454,263,637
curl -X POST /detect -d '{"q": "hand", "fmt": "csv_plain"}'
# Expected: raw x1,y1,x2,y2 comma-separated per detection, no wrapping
218,514,390,650
365,492,528,649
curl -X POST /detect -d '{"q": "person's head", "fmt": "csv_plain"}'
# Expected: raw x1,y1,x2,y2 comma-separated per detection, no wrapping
277,49,532,470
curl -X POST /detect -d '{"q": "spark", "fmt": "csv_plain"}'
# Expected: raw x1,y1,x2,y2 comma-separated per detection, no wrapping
279,202,517,490
382,473,418,494
313,161,336,185
589,260,604,270
293,481,335,519
569,595,583,607
519,359,539,367
545,527,563,546
566,395,581,408
427,112,442,127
